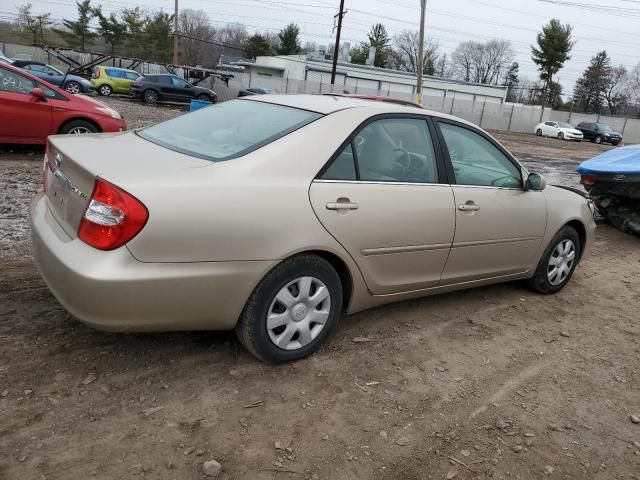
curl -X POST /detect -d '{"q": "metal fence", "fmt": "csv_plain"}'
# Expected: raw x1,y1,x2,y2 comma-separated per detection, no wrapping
3,41,640,144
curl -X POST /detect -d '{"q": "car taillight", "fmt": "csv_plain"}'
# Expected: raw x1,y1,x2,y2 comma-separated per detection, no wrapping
78,178,148,250
581,174,598,186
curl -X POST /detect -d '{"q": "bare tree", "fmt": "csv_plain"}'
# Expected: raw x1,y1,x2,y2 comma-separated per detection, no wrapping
451,39,514,84
179,9,214,65
388,30,440,75
604,65,630,115
17,2,51,44
219,23,249,49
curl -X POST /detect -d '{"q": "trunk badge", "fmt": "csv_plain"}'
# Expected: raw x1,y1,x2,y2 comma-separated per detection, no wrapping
613,174,626,181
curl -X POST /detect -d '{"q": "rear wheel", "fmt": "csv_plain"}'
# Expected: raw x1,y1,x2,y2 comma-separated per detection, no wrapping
59,120,98,135
236,254,343,363
536,128,542,136
143,89,159,104
98,84,112,96
64,81,81,94
527,226,581,294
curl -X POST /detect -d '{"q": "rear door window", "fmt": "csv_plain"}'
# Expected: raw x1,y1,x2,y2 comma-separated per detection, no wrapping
125,71,139,80
138,99,322,161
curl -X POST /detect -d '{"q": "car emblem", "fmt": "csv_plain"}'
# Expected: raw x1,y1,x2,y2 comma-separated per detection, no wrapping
613,174,626,181
54,152,63,168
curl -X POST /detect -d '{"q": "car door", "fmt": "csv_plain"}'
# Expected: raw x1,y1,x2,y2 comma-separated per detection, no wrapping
156,76,174,100
309,116,456,294
542,121,556,136
170,76,196,102
0,66,51,142
436,120,547,283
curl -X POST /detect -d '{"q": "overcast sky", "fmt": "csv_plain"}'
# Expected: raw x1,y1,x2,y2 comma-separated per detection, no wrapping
7,0,640,94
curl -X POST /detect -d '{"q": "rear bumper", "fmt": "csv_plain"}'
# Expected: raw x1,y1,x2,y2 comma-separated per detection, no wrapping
30,192,275,332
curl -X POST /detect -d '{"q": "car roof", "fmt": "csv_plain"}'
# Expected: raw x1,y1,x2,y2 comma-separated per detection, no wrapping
243,93,470,122
101,65,137,72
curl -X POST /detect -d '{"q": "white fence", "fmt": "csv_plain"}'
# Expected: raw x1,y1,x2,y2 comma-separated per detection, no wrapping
3,41,640,144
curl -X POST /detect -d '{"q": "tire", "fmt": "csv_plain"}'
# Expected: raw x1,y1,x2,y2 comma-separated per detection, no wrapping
143,89,159,104
196,93,211,102
536,129,542,136
59,119,98,135
236,254,343,363
558,132,564,140
98,84,112,96
526,226,581,294
64,80,81,94
594,135,603,144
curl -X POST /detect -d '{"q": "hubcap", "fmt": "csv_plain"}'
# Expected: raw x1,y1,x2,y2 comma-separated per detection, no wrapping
66,82,80,93
68,126,91,134
547,239,576,286
267,276,331,351
100,86,110,95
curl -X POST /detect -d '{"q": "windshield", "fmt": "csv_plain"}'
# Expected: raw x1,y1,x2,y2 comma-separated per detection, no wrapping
597,124,613,132
138,100,322,161
557,122,573,128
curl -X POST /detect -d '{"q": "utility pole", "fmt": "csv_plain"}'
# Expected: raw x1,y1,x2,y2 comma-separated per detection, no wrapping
415,0,426,105
331,0,345,85
173,0,179,65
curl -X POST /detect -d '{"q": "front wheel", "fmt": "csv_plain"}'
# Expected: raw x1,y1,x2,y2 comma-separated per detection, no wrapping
196,93,211,102
526,226,581,294
236,255,343,363
594,135,603,144
64,81,81,94
558,132,564,140
59,119,98,135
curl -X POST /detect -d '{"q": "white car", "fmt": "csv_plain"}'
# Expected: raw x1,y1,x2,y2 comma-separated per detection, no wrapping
534,121,583,141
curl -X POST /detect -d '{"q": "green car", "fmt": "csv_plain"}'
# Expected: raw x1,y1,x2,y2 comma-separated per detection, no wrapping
91,66,141,96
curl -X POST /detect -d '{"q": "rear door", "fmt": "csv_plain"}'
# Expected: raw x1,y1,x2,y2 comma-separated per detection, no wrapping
309,116,455,294
435,120,547,283
0,66,51,142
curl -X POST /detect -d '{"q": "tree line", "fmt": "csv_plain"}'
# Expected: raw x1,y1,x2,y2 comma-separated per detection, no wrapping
4,1,640,116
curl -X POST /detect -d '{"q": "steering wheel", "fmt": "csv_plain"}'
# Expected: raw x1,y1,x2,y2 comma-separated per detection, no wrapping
394,147,410,165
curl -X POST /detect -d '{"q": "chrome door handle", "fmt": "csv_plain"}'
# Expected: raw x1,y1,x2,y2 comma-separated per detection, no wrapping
458,203,480,212
326,202,359,210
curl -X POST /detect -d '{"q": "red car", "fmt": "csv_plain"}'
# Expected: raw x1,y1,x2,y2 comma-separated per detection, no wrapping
0,63,126,144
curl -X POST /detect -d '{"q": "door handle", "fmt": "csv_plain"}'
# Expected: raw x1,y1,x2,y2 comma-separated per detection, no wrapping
458,202,480,212
326,201,359,210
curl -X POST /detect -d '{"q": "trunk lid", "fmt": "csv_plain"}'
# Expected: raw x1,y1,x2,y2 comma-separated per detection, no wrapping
44,131,211,238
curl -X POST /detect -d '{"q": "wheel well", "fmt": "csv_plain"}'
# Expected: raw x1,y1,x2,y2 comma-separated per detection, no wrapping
303,250,353,310
58,117,101,134
566,220,586,260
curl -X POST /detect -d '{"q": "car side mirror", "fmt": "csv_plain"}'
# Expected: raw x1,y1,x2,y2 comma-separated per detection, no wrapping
525,172,546,191
32,87,46,101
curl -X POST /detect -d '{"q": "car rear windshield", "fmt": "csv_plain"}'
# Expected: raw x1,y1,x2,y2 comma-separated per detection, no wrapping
137,99,323,161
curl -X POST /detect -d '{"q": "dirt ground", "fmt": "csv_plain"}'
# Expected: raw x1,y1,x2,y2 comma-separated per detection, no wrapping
1,99,639,480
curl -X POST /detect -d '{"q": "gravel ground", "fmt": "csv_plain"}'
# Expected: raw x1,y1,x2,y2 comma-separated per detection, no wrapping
1,100,639,480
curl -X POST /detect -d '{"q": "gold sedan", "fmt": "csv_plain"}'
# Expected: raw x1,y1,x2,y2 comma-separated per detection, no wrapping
30,95,595,362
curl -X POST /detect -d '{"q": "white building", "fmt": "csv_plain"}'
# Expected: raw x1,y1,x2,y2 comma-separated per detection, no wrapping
233,55,508,106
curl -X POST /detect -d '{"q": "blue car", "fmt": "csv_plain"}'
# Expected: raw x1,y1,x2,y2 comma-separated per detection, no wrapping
11,60,93,94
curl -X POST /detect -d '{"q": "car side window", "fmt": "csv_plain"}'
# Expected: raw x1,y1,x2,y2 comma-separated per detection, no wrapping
158,76,171,85
545,121,555,126
171,77,189,87
439,122,522,189
321,143,357,181
0,68,35,95
125,71,139,80
354,118,438,183
106,69,122,78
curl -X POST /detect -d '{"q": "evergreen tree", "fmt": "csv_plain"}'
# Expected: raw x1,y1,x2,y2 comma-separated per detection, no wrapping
121,8,146,58
144,11,174,62
503,62,519,102
245,34,273,59
277,23,302,55
350,23,390,68
531,19,574,106
93,9,126,54
573,51,612,113
54,0,96,51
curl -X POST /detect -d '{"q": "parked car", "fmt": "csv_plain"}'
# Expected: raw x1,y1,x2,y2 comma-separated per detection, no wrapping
324,93,423,108
91,66,141,96
534,121,583,141
130,74,217,104
0,63,126,144
0,53,12,64
30,95,595,363
11,60,93,94
575,122,622,145
238,87,273,97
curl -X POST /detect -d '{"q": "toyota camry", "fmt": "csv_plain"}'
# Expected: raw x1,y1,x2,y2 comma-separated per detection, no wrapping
30,95,595,363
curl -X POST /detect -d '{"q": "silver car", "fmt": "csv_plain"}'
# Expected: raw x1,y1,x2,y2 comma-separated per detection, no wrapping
31,95,596,362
